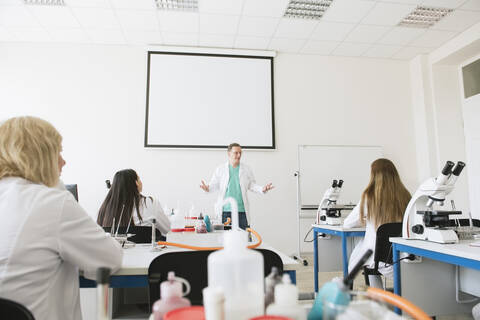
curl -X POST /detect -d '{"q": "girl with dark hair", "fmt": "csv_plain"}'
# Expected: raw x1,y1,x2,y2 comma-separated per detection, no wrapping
343,158,411,287
97,169,170,235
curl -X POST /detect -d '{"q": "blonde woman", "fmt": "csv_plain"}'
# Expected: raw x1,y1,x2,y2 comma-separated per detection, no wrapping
0,116,123,320
343,158,411,287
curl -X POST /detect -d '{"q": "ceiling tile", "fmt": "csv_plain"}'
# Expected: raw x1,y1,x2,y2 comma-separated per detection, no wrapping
344,25,390,43
116,9,159,30
377,26,426,45
84,28,126,43
460,0,480,11
362,44,402,58
242,0,289,18
110,0,156,10
10,28,52,42
234,35,270,50
332,42,371,56
0,0,22,4
199,14,240,35
0,26,14,41
268,37,305,53
237,16,278,37
310,21,355,41
72,7,120,28
392,46,431,60
29,6,80,28
274,18,317,39
409,29,457,47
300,40,338,55
361,2,416,26
322,0,376,23
420,0,467,9
48,27,90,42
0,6,40,27
198,0,244,15
162,32,198,46
199,34,234,48
158,11,199,33
376,0,422,4
64,0,111,8
432,10,480,32
124,30,162,45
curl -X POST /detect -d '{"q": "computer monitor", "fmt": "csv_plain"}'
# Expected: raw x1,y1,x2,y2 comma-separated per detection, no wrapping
65,184,78,201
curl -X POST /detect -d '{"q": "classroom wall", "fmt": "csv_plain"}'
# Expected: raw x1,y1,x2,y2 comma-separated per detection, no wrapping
0,42,418,254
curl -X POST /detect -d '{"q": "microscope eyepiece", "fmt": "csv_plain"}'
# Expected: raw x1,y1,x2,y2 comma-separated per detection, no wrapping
452,161,466,176
331,180,338,188
337,180,344,188
441,161,455,176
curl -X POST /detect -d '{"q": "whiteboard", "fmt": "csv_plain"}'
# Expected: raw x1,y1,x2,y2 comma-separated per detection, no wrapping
145,51,274,149
298,145,383,206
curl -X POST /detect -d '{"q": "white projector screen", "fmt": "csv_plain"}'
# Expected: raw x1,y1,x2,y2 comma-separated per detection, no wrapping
145,51,275,149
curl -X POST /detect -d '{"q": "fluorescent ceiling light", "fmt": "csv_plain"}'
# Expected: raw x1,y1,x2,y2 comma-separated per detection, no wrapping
24,0,64,5
284,0,334,20
398,6,453,28
155,0,198,11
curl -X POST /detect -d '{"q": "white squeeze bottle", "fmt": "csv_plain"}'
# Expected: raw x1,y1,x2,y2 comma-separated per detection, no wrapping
266,274,306,320
207,197,264,320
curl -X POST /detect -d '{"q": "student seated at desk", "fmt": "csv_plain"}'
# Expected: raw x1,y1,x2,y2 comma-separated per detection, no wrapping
97,169,170,235
0,116,123,320
343,158,411,288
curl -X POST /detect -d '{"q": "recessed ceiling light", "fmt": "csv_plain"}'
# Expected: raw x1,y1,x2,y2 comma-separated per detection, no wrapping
398,6,453,28
24,0,65,5
283,0,334,20
155,0,198,12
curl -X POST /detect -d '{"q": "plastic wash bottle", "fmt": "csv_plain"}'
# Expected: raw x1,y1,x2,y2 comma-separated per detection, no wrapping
152,271,191,320
207,197,264,320
266,274,306,320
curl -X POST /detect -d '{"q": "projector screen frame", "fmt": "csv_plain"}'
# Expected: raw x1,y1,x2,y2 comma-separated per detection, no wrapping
144,51,275,150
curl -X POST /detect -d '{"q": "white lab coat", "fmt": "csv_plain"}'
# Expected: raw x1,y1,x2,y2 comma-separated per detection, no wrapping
207,162,264,225
343,201,393,277
0,177,123,320
132,197,171,235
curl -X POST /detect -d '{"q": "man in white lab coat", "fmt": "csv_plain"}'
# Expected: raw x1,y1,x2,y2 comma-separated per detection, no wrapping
200,143,274,229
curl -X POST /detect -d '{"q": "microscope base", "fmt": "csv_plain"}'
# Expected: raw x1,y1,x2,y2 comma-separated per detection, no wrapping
425,228,459,244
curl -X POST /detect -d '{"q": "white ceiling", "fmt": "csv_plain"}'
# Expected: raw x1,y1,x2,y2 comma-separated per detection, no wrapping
0,0,479,60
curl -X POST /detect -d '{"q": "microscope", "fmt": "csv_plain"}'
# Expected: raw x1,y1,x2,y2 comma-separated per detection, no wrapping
402,161,465,244
316,180,355,225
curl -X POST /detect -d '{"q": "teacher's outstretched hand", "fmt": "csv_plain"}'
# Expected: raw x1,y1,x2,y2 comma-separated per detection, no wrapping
200,179,210,192
263,183,274,193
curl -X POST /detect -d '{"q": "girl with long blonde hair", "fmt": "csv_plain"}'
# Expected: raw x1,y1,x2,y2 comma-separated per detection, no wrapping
343,158,411,287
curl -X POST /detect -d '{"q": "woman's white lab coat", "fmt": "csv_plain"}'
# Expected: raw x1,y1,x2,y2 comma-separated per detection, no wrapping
343,201,393,277
132,197,171,235
207,162,264,225
0,177,123,320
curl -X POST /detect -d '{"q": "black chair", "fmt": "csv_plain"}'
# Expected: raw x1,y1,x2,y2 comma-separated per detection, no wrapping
103,226,165,243
447,218,480,227
0,298,35,320
65,184,78,201
147,248,283,307
363,222,402,287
